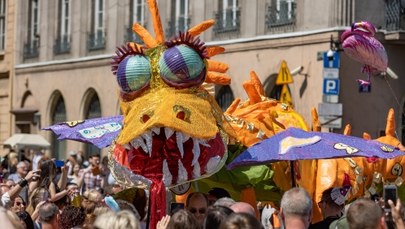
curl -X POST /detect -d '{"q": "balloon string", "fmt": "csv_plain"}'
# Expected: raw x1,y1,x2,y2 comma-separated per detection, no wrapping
383,75,403,139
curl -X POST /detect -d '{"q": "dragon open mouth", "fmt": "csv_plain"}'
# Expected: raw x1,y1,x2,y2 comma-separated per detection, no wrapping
112,127,226,187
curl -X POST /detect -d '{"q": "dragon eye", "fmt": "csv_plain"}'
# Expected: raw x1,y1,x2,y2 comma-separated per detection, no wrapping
116,55,151,93
159,45,206,88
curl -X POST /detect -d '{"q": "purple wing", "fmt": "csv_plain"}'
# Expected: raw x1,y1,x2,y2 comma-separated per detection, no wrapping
227,127,403,169
43,115,123,148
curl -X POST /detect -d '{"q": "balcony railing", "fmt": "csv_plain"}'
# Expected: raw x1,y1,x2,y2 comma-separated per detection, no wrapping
385,0,402,31
87,31,106,51
124,25,145,44
266,1,296,34
166,17,191,39
53,35,71,54
23,39,39,59
213,8,241,35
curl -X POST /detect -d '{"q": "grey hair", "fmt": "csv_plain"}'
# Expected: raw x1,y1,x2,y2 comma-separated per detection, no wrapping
280,187,312,218
213,197,236,208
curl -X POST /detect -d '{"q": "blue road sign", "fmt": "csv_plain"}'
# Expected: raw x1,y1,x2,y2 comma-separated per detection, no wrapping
323,79,340,95
323,51,340,68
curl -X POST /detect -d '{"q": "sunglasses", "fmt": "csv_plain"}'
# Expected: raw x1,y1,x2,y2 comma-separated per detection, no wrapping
15,202,24,206
188,207,206,214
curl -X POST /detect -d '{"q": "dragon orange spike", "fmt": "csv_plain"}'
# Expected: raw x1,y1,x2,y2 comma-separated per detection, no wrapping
249,71,265,96
243,81,262,105
311,107,321,132
343,124,352,135
188,19,215,37
132,23,159,48
147,0,165,43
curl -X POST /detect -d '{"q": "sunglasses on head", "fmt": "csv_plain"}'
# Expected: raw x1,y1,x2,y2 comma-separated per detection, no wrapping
188,207,206,214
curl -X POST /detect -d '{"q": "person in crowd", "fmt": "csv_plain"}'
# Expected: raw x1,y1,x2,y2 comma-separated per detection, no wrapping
11,195,26,213
214,197,236,208
93,210,141,229
388,199,405,229
5,179,16,187
219,212,262,229
309,187,345,229
346,198,386,229
68,164,87,191
81,189,103,227
29,159,69,203
2,151,19,176
8,161,30,202
230,202,256,217
38,202,60,229
3,207,25,229
16,210,35,229
32,151,44,171
58,205,86,229
280,187,313,229
208,187,231,206
159,209,201,229
83,154,104,192
3,170,40,208
186,192,209,226
204,205,234,229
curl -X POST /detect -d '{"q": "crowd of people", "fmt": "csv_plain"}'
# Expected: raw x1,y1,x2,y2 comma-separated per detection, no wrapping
0,150,404,229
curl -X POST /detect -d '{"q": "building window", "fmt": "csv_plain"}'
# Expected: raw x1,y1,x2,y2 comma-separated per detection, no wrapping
54,0,71,54
23,0,40,59
213,0,240,38
385,0,401,31
88,0,105,50
166,0,190,38
0,0,6,52
125,0,147,43
263,73,283,99
215,85,234,112
51,96,67,159
84,93,101,156
266,0,296,33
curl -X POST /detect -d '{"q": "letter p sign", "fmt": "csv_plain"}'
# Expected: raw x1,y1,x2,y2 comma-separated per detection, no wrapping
323,79,340,95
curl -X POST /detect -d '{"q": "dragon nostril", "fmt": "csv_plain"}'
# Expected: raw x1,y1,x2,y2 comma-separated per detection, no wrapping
142,114,150,123
176,111,185,120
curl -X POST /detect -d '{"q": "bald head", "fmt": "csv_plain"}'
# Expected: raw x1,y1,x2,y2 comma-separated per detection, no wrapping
230,202,256,216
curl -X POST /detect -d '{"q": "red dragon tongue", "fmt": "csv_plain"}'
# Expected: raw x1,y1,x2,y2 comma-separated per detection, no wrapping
113,127,225,186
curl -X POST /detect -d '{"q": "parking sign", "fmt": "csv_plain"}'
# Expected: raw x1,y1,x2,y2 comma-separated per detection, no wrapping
323,79,340,95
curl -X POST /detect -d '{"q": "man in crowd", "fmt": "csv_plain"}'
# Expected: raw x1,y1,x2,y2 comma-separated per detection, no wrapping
309,187,345,229
346,198,387,229
186,192,209,226
39,202,60,229
83,154,104,192
280,187,313,229
7,161,29,202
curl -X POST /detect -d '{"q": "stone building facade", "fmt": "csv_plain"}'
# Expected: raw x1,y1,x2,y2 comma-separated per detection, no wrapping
4,0,405,158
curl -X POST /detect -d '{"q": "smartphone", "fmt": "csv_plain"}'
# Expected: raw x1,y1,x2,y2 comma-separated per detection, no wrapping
384,185,397,212
170,202,184,215
54,160,65,168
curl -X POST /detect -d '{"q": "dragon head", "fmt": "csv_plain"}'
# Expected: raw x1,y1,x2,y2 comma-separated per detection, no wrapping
109,0,231,189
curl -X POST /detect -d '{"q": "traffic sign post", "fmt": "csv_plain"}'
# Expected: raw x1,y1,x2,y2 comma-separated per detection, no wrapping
275,60,293,85
280,84,293,107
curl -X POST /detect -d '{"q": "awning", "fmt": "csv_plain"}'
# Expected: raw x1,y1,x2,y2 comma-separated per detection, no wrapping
3,134,51,148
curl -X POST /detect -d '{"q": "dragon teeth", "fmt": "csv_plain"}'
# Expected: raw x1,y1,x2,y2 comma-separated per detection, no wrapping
176,132,185,158
123,143,132,150
164,127,175,139
162,160,172,186
131,138,148,155
151,127,160,136
205,156,221,174
192,138,200,166
193,162,201,178
178,160,188,183
143,131,153,157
